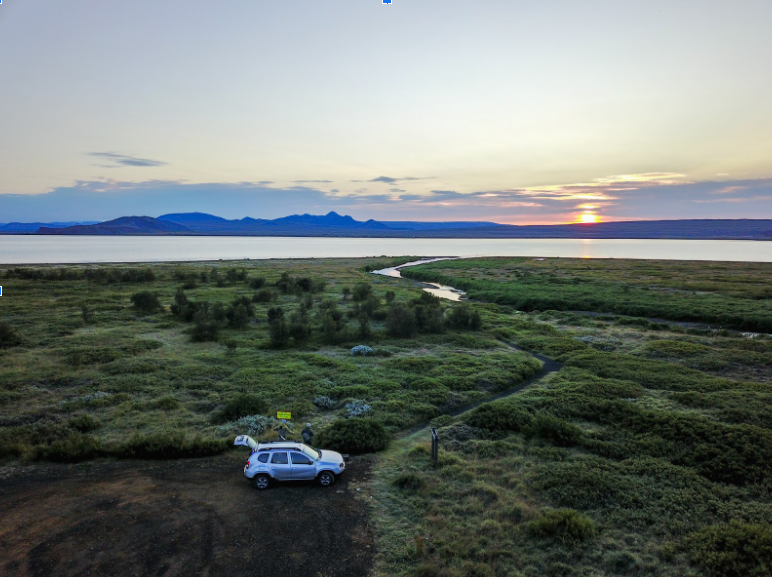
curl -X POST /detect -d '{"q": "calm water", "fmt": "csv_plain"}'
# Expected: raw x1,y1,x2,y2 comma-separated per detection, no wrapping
1,235,772,264
372,258,467,301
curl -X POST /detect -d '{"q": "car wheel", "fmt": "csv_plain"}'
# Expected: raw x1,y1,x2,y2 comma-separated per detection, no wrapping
318,471,335,487
253,474,271,490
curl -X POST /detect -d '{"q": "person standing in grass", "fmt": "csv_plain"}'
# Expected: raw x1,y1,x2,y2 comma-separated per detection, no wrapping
302,423,314,445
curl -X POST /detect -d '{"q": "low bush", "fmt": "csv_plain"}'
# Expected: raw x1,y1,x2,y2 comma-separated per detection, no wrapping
524,414,583,447
313,395,336,409
464,400,532,433
68,414,101,432
527,508,596,544
393,471,425,490
130,291,162,313
35,433,104,462
117,431,229,459
344,400,372,418
212,393,270,423
0,322,23,348
316,418,390,454
686,521,772,577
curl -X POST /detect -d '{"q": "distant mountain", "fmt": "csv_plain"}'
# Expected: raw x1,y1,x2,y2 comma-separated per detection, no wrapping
20,212,772,240
36,216,191,235
157,211,395,235
0,221,99,233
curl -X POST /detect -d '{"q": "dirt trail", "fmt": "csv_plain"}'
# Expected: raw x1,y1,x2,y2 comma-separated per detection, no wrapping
401,340,562,438
0,452,374,577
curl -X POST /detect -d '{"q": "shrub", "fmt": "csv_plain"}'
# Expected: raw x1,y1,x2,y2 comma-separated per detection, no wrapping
253,288,276,303
524,414,583,447
117,431,229,459
686,521,772,577
393,471,425,490
0,322,22,348
191,309,221,342
527,508,596,544
352,282,373,302
268,307,290,347
68,414,101,432
386,303,418,338
249,276,266,289
350,345,374,356
213,393,270,423
216,414,273,437
316,418,390,454
35,433,103,462
152,396,180,411
313,395,336,409
465,400,533,433
344,400,372,418
130,291,162,313
446,303,483,330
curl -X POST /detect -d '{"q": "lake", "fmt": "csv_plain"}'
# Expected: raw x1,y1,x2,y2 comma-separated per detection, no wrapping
1,235,772,264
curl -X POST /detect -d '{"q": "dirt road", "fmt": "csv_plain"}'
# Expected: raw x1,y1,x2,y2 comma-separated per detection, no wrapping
0,452,374,577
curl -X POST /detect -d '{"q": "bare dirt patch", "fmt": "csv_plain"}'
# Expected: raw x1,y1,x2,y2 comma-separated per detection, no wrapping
0,452,374,577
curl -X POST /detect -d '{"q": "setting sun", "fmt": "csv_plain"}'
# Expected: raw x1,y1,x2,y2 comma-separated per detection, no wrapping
577,212,600,224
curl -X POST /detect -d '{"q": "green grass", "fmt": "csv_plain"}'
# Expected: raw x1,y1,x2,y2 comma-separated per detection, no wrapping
4,256,772,576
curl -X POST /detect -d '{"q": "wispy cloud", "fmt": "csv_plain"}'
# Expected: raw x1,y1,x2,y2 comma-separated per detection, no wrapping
293,179,334,184
505,173,689,201
88,152,167,168
367,175,434,184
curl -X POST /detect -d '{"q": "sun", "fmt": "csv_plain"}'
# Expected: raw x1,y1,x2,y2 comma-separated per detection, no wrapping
577,212,600,224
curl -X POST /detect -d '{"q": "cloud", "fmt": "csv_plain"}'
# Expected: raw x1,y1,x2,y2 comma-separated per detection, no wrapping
293,179,334,184
368,175,434,184
2,175,771,225
388,188,406,193
88,152,167,168
504,173,689,201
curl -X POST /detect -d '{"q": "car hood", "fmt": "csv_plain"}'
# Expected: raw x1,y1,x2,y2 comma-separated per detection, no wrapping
319,450,344,465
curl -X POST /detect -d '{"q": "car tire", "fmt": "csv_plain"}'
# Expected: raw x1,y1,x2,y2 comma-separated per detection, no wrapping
253,474,271,490
318,471,335,487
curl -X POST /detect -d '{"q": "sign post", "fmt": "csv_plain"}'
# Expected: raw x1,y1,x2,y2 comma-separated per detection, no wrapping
276,411,292,420
431,428,439,467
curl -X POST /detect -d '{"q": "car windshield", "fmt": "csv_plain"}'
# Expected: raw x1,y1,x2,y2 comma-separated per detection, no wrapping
300,445,320,460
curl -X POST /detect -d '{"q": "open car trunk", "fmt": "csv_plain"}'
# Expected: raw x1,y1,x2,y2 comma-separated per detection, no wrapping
233,435,258,451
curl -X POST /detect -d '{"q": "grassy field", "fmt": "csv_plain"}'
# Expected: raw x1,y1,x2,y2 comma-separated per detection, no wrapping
3,256,772,576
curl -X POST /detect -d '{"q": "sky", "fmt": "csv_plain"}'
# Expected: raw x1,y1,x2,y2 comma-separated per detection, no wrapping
1,0,771,225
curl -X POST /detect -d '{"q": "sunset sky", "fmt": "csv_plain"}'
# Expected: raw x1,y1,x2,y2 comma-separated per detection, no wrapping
1,0,771,225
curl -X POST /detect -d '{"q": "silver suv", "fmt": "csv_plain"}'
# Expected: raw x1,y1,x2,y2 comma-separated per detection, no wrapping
234,436,346,490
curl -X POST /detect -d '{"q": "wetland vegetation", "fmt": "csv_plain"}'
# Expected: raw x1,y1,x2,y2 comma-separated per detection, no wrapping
2,256,772,576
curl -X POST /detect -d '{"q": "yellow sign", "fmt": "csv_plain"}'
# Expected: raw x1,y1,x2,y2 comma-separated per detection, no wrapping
277,411,292,420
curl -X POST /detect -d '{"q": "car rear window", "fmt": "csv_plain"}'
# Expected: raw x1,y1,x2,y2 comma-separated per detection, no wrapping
270,452,288,464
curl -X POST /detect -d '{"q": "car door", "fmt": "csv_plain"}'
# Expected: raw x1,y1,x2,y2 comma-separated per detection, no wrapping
270,451,292,480
290,451,316,480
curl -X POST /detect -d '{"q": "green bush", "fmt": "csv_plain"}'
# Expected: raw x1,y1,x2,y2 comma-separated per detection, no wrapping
35,434,103,462
524,414,583,447
130,291,162,313
686,521,772,577
0,322,23,348
213,393,270,423
117,431,229,459
316,418,390,454
527,508,596,544
386,303,418,338
68,414,101,432
465,400,533,433
393,471,425,490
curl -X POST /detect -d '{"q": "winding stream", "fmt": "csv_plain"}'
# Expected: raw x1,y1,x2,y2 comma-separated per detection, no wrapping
371,257,467,301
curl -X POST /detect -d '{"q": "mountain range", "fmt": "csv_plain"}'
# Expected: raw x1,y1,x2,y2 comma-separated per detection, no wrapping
2,212,771,240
